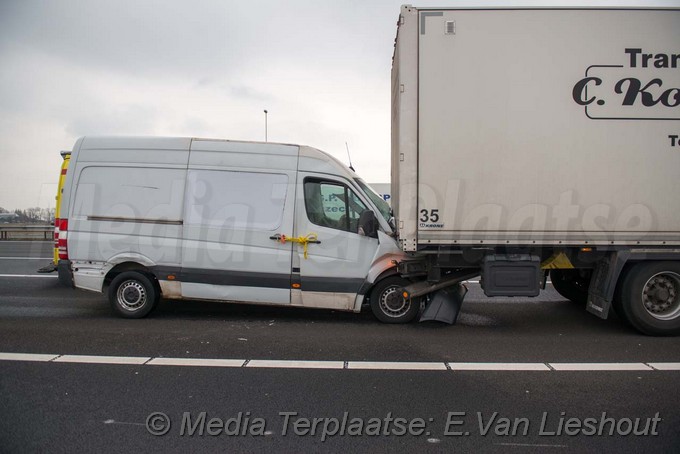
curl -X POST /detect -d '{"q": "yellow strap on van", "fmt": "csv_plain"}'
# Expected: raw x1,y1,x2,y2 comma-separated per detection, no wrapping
278,233,319,259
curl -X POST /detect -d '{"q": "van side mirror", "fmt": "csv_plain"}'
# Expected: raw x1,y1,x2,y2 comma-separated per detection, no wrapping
358,210,379,238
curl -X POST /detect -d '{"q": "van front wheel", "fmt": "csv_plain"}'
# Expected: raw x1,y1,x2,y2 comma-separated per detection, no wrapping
108,271,159,318
370,277,421,324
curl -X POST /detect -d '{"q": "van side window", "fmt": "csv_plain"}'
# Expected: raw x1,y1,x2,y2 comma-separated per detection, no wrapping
304,180,369,234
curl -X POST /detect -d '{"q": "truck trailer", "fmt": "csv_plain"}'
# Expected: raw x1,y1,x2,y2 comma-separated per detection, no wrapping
391,5,680,335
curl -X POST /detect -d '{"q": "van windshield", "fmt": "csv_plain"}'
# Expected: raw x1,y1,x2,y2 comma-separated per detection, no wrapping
354,179,391,225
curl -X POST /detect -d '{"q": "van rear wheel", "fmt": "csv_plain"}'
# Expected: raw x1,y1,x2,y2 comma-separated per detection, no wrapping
108,271,159,319
370,276,421,324
620,262,680,336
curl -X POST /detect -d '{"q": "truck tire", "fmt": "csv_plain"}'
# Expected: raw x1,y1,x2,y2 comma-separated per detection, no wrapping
108,271,160,319
619,262,680,336
612,265,633,326
370,276,421,324
550,269,592,305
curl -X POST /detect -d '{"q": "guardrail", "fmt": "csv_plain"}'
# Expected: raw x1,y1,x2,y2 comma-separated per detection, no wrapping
0,224,53,240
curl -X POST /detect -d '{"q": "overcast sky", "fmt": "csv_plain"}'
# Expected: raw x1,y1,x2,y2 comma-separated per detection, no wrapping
0,0,675,210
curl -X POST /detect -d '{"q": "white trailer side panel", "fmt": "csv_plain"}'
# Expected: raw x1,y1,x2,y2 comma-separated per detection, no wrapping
391,5,420,251
393,7,680,250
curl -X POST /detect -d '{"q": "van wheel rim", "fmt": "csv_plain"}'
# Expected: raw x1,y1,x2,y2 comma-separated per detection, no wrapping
380,285,409,317
641,272,680,321
117,281,147,311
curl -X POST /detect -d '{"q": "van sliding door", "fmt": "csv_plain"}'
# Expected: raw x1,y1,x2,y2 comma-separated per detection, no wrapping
180,167,296,305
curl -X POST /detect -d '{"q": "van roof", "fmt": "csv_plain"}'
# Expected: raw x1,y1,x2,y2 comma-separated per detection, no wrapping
75,136,359,180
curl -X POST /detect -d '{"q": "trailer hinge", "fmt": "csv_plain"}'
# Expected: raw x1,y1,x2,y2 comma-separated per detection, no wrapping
400,84,405,93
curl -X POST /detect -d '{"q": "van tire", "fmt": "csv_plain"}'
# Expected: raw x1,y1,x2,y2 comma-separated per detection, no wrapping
108,271,159,319
370,276,420,324
619,262,680,336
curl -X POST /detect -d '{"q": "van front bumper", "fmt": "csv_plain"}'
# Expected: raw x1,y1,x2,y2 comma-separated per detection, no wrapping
57,259,74,288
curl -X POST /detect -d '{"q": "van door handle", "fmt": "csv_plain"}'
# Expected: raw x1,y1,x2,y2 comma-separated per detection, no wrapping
269,234,321,245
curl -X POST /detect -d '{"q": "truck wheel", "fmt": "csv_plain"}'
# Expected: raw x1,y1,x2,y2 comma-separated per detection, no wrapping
108,271,159,319
370,277,421,324
550,269,592,305
620,262,680,336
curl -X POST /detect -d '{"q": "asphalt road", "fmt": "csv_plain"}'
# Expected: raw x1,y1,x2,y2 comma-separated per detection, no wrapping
1,241,679,453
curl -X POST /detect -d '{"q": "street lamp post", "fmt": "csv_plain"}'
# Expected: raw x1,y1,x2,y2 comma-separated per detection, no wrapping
264,109,268,142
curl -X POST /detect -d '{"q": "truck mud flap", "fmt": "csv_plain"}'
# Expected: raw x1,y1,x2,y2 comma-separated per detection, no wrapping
586,250,630,319
419,284,468,325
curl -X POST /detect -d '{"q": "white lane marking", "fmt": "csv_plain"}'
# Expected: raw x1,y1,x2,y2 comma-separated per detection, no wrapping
0,353,678,371
247,360,344,369
0,352,59,362
348,361,447,371
495,443,567,448
0,240,52,242
148,358,246,367
646,362,680,371
449,362,550,371
103,419,145,426
54,355,150,365
0,257,53,260
0,274,58,278
549,363,653,371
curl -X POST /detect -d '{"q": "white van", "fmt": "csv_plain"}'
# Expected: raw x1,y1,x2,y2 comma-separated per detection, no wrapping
57,136,416,322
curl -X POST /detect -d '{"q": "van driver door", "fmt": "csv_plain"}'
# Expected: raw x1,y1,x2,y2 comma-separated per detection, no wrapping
292,174,380,311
